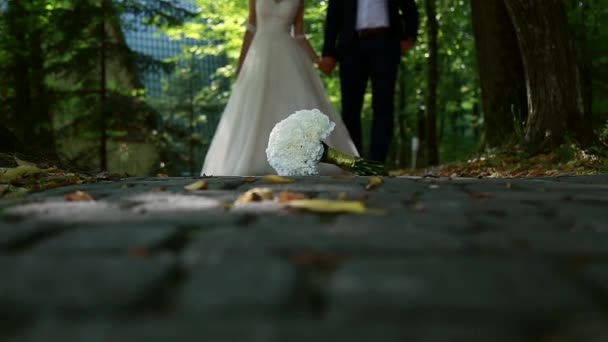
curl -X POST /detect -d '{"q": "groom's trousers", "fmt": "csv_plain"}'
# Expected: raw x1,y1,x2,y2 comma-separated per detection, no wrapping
339,30,401,162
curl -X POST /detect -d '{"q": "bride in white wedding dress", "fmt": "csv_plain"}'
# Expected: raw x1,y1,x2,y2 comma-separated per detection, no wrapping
201,0,358,176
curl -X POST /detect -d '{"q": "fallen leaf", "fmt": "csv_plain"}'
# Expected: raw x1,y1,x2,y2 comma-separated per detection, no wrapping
128,247,149,258
243,176,257,183
410,201,427,212
470,192,492,199
277,191,308,202
184,180,208,191
291,252,344,268
262,175,295,184
286,199,367,214
14,156,37,167
157,173,169,178
42,181,68,190
365,176,384,190
336,192,348,200
236,187,274,204
64,190,95,202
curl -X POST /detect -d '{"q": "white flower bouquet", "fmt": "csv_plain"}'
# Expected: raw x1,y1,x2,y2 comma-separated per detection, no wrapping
265,109,385,176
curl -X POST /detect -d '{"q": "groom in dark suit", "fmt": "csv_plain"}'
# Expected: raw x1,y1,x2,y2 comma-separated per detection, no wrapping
319,0,419,163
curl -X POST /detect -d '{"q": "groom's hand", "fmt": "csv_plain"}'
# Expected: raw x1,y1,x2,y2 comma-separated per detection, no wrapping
400,39,415,54
318,56,337,75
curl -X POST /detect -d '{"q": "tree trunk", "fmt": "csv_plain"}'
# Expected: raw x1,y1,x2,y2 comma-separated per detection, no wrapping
189,61,196,176
396,66,408,168
425,0,439,165
6,0,57,158
567,0,593,127
99,0,108,171
29,28,57,159
470,0,527,147
503,0,594,150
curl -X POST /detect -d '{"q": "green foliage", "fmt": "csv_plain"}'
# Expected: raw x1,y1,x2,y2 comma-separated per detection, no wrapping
149,52,227,176
0,0,193,172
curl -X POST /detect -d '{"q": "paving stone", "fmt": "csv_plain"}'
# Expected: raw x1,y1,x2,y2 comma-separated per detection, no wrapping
3,200,135,223
474,230,608,256
1,175,608,337
327,258,600,320
125,192,224,213
0,256,175,319
13,317,276,342
551,175,608,185
279,320,526,342
0,222,64,250
14,317,604,342
30,223,178,256
176,256,295,315
183,225,466,265
543,315,608,342
579,264,608,298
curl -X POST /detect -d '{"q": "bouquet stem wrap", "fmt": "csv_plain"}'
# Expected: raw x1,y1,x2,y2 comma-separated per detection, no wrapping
321,142,386,176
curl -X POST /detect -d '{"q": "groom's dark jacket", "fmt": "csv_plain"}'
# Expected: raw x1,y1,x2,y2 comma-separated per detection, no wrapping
322,0,419,60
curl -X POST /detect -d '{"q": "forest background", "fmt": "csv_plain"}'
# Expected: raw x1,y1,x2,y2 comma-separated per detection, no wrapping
0,0,606,179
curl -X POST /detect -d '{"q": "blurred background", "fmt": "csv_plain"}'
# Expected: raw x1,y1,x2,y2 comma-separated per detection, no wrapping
0,0,606,176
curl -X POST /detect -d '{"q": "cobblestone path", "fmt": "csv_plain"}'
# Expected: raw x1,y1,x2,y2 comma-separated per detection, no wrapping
1,175,607,341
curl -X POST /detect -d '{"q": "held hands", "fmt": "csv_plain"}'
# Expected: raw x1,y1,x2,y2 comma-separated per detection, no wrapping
317,56,337,76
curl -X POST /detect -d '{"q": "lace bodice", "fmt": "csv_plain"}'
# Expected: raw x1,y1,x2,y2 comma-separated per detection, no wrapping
256,0,299,33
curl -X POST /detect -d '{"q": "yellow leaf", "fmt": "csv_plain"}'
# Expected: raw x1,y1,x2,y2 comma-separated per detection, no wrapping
236,187,274,204
286,199,367,214
365,176,384,190
14,156,37,167
184,180,208,191
262,175,295,184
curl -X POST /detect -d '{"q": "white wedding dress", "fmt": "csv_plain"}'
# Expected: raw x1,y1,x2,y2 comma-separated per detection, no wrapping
201,0,358,176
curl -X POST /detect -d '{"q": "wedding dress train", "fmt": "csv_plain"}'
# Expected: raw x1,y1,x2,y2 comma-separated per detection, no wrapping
201,0,358,176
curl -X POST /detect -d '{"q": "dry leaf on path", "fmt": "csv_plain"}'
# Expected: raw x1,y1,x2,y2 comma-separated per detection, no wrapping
243,176,257,183
14,157,37,167
291,252,344,268
365,176,384,190
184,180,208,191
262,175,295,184
277,191,308,202
64,190,95,202
286,199,367,214
236,187,274,204
128,247,150,258
470,192,492,199
410,201,427,213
